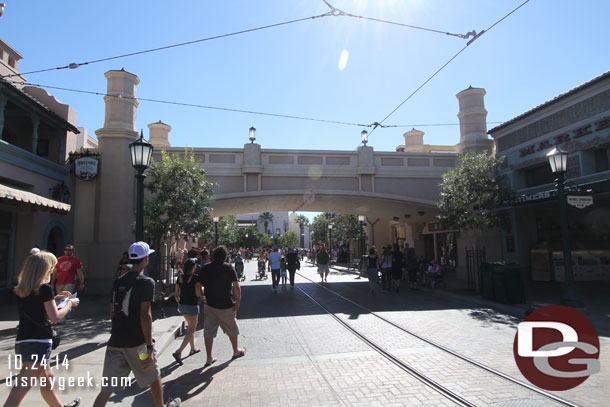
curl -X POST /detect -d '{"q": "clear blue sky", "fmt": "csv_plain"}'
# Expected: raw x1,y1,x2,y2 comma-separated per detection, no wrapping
3,1,609,154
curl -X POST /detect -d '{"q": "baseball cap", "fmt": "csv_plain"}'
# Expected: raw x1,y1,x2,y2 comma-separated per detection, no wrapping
128,241,155,259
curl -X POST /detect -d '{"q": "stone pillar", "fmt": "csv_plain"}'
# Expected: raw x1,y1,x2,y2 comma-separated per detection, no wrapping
402,129,427,152
87,69,140,294
31,114,40,153
0,93,7,139
148,120,172,148
455,86,493,154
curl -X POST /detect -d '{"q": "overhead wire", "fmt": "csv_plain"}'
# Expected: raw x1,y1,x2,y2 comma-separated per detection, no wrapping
1,2,476,80
365,0,531,140
10,80,502,129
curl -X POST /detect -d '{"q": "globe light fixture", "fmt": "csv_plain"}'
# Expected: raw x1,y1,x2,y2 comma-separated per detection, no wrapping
546,147,583,307
361,130,368,146
128,130,154,241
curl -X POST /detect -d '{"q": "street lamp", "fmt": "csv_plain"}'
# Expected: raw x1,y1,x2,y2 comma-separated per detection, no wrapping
249,127,256,143
328,224,333,252
129,130,154,241
361,130,368,146
546,147,584,307
358,215,366,257
213,217,219,247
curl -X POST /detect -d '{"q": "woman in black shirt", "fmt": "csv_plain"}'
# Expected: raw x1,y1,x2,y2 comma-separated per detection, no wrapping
5,251,81,407
172,259,202,365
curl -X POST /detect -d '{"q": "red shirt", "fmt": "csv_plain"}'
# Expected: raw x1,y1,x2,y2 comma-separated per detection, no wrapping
55,256,83,285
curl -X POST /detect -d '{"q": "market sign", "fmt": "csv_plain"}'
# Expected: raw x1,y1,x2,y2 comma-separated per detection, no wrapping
567,195,593,208
74,157,99,181
518,116,610,158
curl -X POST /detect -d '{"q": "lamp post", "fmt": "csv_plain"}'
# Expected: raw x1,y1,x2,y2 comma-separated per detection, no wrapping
546,147,584,307
328,224,333,252
358,215,366,257
213,217,219,247
361,130,368,146
129,130,154,241
249,127,256,143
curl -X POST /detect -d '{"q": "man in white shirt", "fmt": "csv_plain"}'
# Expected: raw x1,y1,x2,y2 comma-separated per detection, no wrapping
267,247,282,291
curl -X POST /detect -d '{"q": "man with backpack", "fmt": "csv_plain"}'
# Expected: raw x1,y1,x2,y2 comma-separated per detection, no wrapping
94,241,180,407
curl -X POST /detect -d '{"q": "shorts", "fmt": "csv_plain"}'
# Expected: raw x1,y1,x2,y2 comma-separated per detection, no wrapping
318,264,329,274
367,268,379,283
56,283,75,294
101,346,160,391
281,270,287,277
15,340,52,364
178,303,200,316
203,304,239,339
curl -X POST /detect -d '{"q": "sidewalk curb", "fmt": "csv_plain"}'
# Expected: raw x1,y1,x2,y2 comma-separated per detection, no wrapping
153,316,184,356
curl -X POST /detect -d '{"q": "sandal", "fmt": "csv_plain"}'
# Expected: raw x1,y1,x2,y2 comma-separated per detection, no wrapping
189,349,201,356
203,357,217,367
172,351,183,366
231,349,246,360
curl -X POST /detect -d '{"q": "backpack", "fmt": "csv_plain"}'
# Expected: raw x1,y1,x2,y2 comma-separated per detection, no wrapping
112,272,139,318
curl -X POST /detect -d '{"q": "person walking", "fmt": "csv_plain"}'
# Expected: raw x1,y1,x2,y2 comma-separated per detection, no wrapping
285,248,300,288
367,246,379,294
267,247,282,291
196,246,245,367
51,244,84,294
280,258,288,288
391,243,404,293
93,241,180,407
4,251,81,407
405,248,419,289
316,244,330,283
172,259,202,366
379,246,392,293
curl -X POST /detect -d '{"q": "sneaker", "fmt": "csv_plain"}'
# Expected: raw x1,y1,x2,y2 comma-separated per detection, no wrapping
166,398,181,407
64,397,81,407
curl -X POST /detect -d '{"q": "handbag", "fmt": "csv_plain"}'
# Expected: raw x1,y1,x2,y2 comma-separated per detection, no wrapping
23,311,62,350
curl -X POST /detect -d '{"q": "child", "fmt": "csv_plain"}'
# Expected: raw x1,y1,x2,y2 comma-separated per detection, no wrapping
280,257,287,287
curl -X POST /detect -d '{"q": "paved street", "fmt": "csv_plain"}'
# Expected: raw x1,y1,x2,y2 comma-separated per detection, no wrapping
1,260,608,406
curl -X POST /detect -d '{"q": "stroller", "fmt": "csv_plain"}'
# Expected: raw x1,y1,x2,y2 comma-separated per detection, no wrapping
256,259,268,280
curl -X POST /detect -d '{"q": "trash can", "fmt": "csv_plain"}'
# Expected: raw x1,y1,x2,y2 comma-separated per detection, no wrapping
492,262,525,304
480,263,494,300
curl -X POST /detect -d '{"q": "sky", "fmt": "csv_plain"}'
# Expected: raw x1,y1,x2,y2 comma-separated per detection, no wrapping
2,0,609,155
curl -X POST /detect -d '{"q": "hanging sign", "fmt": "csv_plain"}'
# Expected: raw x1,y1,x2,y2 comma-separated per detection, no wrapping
567,195,593,209
74,157,99,180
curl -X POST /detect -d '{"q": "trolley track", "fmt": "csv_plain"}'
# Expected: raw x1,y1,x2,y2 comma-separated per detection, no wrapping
294,270,580,407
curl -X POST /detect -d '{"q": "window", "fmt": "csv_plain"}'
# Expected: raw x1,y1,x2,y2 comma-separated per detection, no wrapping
594,148,609,173
523,164,555,188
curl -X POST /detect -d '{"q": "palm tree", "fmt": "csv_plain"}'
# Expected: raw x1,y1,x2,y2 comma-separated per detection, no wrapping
258,212,274,235
295,214,310,248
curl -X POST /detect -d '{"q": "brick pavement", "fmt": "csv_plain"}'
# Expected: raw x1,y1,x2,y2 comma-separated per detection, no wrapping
1,260,607,406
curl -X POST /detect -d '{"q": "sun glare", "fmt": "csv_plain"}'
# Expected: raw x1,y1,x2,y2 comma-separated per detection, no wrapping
338,49,349,71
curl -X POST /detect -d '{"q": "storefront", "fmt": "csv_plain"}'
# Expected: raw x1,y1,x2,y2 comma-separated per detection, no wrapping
489,71,610,283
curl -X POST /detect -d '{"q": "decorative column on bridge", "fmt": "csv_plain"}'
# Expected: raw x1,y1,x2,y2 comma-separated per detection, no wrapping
455,86,493,154
81,69,141,293
242,141,262,192
357,144,376,248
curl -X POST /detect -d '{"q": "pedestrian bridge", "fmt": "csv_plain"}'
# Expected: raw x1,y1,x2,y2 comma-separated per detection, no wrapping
155,143,458,222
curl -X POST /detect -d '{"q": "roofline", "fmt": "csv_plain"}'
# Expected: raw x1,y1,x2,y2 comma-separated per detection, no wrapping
488,70,610,134
0,78,79,133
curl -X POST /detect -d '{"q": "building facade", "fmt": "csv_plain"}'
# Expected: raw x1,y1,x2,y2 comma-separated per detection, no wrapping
0,38,79,299
489,71,610,283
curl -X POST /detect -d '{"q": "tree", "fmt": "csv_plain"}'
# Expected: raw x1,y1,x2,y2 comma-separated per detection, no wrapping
144,149,215,241
217,215,238,247
278,230,299,247
258,212,274,235
295,214,310,247
438,152,513,246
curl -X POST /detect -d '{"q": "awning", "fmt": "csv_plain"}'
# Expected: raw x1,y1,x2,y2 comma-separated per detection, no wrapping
0,183,71,212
